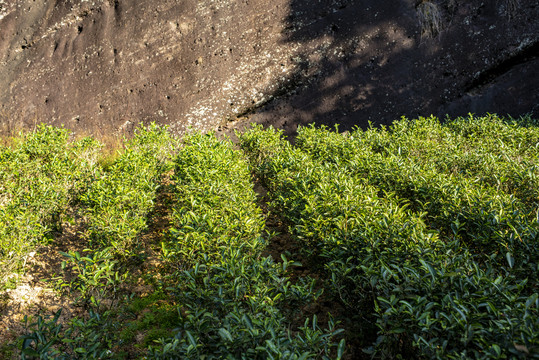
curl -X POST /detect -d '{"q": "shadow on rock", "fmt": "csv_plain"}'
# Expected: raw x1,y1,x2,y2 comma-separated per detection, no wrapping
241,0,539,137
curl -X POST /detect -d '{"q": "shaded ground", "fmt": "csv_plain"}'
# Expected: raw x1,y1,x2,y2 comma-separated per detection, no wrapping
1,0,537,140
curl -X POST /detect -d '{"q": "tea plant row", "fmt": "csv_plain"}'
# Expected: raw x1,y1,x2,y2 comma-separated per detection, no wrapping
239,115,538,359
17,131,344,359
9,115,538,359
16,124,175,358
153,132,344,359
81,123,173,253
1,124,173,288
0,125,100,285
295,116,538,280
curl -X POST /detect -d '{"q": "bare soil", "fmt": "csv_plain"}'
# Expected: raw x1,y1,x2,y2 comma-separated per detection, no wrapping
0,215,88,358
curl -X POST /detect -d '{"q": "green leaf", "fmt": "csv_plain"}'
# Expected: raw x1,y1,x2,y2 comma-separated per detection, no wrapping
218,328,233,342
21,348,40,357
506,252,514,269
526,293,538,308
419,259,437,282
491,344,501,356
265,340,278,354
186,331,197,348
337,338,346,359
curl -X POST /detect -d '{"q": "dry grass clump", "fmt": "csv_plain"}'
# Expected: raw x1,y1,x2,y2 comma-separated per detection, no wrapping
417,0,443,38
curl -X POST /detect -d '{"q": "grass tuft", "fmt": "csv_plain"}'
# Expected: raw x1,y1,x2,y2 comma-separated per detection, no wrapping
417,0,443,38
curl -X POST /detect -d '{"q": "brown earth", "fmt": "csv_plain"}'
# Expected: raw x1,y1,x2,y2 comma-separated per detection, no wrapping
0,0,537,139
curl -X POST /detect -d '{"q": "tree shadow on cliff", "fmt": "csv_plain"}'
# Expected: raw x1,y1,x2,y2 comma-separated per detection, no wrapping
248,0,538,138
248,0,433,137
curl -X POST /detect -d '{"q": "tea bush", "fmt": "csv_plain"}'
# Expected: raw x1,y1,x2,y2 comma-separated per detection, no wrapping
20,308,117,360
0,125,100,286
152,248,345,360
239,117,538,359
17,124,174,358
56,247,128,310
166,132,265,266
10,117,537,359
81,123,174,253
21,247,126,359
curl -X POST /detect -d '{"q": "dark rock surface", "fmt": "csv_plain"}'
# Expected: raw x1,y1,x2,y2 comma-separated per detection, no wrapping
239,0,539,137
0,0,537,138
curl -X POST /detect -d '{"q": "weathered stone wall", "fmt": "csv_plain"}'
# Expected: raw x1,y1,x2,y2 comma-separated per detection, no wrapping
0,0,303,136
0,0,537,137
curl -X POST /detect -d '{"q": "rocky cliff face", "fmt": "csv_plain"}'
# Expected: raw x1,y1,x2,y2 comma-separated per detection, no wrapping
0,0,537,137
